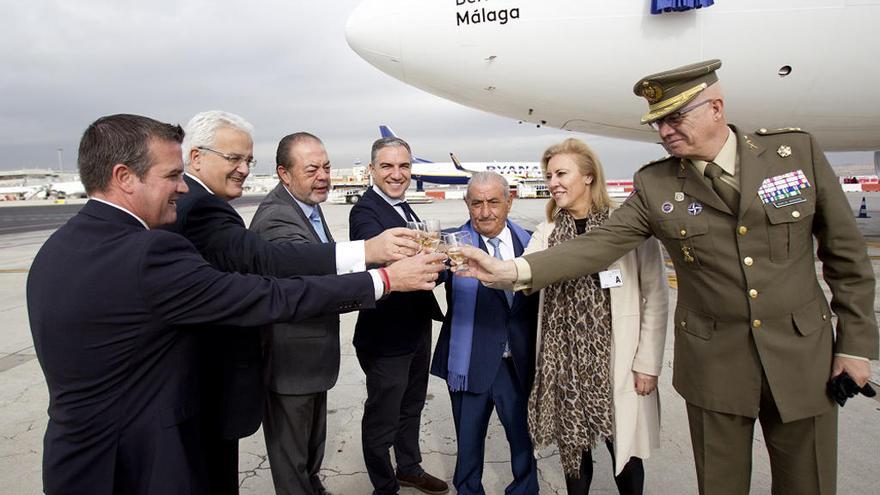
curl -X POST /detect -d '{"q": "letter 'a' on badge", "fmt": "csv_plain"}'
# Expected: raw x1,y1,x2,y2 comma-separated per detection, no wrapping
661,201,674,214
777,145,792,158
674,192,685,202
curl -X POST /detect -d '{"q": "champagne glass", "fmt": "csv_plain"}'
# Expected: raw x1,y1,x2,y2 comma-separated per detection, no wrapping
443,231,472,270
422,219,441,251
406,221,426,253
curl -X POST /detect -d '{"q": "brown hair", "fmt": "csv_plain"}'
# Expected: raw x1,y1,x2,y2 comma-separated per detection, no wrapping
540,138,613,222
78,114,184,195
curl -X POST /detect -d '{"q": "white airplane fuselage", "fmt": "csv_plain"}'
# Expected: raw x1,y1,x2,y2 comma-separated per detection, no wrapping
411,160,542,185
346,0,880,152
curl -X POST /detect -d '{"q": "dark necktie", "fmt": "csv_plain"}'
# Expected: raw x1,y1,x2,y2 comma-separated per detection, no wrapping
704,161,739,213
397,201,419,222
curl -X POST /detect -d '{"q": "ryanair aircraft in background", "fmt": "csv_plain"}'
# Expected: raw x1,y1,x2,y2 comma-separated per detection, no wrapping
378,125,542,188
348,0,880,176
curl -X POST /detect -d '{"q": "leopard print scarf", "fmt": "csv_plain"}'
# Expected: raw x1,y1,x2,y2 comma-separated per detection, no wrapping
527,207,614,477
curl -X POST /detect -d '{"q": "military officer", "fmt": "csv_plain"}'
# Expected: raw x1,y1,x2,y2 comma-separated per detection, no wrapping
451,60,878,495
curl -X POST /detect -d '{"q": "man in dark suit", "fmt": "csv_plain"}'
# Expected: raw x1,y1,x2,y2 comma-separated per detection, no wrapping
26,114,387,495
350,137,449,495
431,172,539,495
249,132,342,495
171,111,426,494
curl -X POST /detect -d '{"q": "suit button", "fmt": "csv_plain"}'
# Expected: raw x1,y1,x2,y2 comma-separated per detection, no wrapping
822,314,828,321
752,319,762,328
749,289,758,299
738,226,748,235
680,229,687,236
743,257,754,267
791,210,801,219
680,321,687,328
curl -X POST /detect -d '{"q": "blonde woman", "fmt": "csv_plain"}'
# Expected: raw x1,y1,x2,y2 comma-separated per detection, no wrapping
525,138,668,495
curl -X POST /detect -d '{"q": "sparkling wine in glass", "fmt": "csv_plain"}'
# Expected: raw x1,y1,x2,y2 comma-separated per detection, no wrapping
443,231,472,270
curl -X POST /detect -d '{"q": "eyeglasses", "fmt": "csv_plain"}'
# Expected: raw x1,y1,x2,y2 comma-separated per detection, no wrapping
648,99,714,131
196,146,257,168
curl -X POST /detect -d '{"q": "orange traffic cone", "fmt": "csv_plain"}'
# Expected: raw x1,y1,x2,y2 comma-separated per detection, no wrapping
857,197,869,218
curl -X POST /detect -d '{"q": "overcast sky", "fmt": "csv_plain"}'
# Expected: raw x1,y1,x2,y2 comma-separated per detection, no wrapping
1,1,873,178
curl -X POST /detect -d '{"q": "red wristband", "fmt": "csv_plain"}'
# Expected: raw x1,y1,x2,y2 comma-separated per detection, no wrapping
377,267,391,296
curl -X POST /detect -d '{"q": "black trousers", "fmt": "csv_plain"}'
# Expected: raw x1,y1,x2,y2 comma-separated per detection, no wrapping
201,435,239,495
356,334,431,495
565,439,644,495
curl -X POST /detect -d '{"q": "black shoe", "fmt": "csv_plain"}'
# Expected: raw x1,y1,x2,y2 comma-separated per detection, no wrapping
395,470,449,494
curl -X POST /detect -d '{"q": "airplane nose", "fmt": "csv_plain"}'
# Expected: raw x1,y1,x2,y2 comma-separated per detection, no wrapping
345,0,404,79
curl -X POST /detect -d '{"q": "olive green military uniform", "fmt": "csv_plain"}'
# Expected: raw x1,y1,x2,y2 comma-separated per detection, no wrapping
522,126,878,493
516,60,878,495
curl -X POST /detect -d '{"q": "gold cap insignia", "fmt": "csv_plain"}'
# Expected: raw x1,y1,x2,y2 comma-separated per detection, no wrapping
777,145,792,158
641,81,663,104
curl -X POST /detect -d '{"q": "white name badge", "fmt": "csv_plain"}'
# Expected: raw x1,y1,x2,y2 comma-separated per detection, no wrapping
599,269,623,289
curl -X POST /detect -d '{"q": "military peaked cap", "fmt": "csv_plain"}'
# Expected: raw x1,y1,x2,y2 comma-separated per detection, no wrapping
633,59,722,124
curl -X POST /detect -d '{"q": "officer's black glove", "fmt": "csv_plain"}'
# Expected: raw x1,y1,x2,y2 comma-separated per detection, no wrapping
827,372,877,407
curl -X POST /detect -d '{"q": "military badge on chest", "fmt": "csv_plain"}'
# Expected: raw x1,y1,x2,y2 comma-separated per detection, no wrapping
758,169,811,208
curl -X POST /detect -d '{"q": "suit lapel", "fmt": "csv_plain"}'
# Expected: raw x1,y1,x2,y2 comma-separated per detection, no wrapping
365,188,407,229
509,231,525,311
734,128,769,216
271,183,325,244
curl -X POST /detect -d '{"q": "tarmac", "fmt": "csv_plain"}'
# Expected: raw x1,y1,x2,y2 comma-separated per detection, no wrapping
1,193,878,494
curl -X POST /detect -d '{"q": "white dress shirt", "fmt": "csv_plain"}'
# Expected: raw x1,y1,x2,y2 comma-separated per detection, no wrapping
480,225,514,261
371,185,411,221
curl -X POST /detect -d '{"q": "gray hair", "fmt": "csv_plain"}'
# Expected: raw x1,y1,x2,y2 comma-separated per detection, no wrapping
182,110,255,165
466,171,509,200
370,137,411,164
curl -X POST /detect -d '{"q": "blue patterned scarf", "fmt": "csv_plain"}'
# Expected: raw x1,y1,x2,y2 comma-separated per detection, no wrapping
446,220,532,392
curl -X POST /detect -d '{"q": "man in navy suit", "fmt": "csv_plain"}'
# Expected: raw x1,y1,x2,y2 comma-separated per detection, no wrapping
171,111,425,494
249,132,344,495
349,137,449,495
431,172,539,495
26,114,415,495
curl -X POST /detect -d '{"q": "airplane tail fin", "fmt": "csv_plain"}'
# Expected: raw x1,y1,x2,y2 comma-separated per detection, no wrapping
378,125,433,163
449,153,474,174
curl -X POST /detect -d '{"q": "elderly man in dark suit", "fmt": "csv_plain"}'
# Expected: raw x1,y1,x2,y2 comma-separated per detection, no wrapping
26,114,391,495
249,132,342,495
170,111,428,494
350,137,449,495
453,60,879,495
431,172,539,495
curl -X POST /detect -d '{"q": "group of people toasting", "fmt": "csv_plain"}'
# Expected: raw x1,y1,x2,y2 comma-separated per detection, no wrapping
28,58,877,495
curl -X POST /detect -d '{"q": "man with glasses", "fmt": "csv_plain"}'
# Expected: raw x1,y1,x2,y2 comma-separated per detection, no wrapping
172,111,426,494
452,60,877,494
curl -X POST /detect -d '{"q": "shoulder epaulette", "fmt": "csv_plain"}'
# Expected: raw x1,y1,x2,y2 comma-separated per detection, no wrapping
754,127,806,135
638,154,673,171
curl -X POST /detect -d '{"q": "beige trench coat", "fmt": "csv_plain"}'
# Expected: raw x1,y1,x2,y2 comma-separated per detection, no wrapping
524,220,669,473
